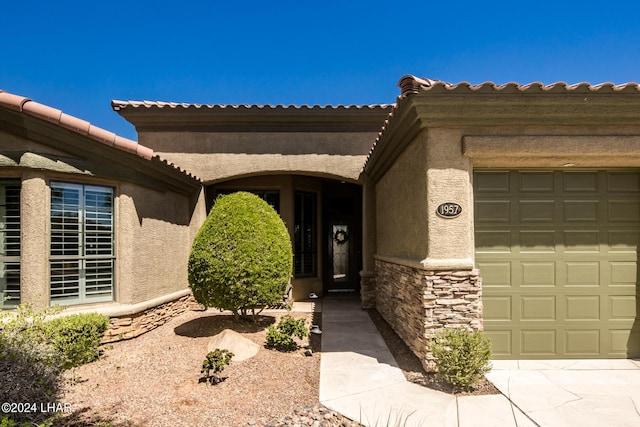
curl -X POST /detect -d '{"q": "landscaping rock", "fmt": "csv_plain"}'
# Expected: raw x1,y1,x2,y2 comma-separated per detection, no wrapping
207,329,260,361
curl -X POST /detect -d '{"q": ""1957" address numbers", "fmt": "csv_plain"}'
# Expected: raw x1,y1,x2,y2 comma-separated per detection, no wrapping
436,202,462,218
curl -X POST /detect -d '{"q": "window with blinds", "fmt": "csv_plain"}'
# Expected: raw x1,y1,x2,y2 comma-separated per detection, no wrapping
50,183,114,305
0,181,21,308
294,191,317,277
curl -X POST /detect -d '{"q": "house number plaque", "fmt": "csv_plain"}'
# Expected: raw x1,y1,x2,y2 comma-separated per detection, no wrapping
436,202,462,219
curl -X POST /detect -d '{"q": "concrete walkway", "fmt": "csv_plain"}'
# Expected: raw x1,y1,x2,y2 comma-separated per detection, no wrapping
316,296,640,427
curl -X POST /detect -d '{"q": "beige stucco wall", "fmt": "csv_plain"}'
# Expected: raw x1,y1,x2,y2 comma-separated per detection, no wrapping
138,131,378,183
375,131,428,261
423,128,474,270
20,171,49,308
0,130,69,156
464,133,640,168
374,128,475,269
0,131,206,309
117,182,205,305
373,124,640,272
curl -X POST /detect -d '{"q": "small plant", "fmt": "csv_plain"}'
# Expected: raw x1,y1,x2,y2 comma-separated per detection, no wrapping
265,315,308,352
200,349,234,385
430,328,492,389
44,313,109,369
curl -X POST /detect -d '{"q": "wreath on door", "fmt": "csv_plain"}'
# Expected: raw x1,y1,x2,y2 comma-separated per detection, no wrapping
333,229,349,245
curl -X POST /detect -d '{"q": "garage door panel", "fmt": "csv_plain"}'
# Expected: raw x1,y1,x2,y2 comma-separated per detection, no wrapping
521,296,556,321
608,172,640,192
610,329,635,354
476,231,511,253
565,330,600,355
519,172,554,192
608,230,640,252
564,231,600,252
476,201,511,222
477,262,511,287
485,330,512,356
521,262,556,287
483,296,512,321
565,295,600,320
520,231,555,252
609,296,637,319
475,171,511,192
563,172,599,192
563,200,600,222
565,262,600,287
608,200,640,222
476,170,640,359
521,330,556,356
609,262,637,286
519,201,555,222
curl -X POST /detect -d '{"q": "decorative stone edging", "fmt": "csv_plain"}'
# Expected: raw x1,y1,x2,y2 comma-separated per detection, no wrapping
374,259,482,372
102,294,201,343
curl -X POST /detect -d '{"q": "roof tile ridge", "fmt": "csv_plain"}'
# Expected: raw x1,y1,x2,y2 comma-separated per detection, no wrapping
362,97,401,171
0,90,31,111
0,91,154,161
398,75,444,97
152,155,202,182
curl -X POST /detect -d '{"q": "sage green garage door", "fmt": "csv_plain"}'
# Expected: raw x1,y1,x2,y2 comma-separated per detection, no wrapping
475,170,640,358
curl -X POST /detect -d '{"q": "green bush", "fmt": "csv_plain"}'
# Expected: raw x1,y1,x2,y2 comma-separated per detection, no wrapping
430,328,492,389
188,192,293,319
265,315,308,352
200,349,234,385
0,305,64,426
44,313,109,370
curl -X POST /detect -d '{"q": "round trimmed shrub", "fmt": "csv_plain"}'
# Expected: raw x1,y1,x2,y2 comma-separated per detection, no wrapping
188,192,293,319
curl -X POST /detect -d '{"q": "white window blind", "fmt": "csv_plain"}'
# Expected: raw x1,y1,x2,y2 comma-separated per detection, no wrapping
0,181,20,307
50,183,114,305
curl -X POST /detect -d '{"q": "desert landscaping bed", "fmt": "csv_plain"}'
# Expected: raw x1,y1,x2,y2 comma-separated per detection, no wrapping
57,304,496,426
59,308,360,427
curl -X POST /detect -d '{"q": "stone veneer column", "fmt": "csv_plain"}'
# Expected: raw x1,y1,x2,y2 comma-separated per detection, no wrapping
20,171,49,308
373,128,482,372
360,176,376,308
375,258,482,372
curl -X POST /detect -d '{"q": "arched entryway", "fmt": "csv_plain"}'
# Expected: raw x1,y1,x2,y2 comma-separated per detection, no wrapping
205,174,362,300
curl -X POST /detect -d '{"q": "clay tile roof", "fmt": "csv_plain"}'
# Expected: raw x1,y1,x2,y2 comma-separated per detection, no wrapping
111,100,391,110
398,75,640,97
0,89,201,183
0,89,153,160
364,75,640,175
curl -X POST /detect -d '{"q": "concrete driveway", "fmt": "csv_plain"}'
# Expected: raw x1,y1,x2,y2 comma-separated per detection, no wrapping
487,359,640,427
315,296,640,427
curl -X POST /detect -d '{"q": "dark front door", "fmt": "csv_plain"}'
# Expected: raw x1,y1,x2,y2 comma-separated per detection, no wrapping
322,181,362,293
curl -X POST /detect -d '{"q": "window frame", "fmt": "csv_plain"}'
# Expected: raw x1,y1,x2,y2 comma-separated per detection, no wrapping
216,189,280,214
294,191,317,278
0,180,21,308
50,181,115,305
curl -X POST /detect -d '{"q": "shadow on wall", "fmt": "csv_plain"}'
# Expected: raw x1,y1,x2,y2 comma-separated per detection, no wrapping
127,185,202,227
148,133,377,156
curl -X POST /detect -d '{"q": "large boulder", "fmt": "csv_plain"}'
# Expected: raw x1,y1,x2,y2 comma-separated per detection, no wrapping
207,329,260,362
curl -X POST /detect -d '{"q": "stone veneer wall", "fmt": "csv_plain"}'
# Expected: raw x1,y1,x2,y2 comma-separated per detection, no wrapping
374,259,482,371
102,294,201,343
360,271,376,309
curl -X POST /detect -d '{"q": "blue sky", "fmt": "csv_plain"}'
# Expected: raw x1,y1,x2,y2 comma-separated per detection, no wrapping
2,1,640,140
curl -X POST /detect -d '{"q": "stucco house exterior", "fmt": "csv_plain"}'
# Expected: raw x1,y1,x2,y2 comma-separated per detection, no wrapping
2,75,639,366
